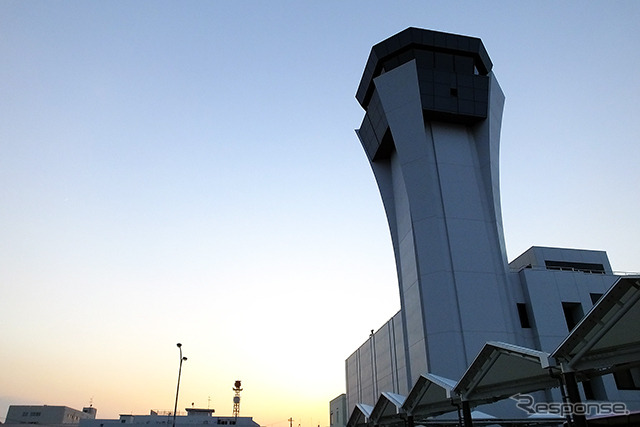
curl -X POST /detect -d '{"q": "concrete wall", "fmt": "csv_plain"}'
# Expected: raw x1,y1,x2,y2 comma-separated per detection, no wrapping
355,52,517,389
345,312,406,409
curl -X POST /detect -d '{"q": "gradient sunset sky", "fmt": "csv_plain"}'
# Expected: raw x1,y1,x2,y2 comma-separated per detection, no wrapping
1,1,639,427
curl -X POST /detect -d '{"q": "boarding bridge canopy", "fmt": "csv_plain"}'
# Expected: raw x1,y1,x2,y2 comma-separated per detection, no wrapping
402,373,459,419
369,392,406,425
552,276,640,375
346,404,372,427
453,342,557,405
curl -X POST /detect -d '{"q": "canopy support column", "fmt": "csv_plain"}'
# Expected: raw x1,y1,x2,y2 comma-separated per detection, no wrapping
461,401,473,427
564,371,586,427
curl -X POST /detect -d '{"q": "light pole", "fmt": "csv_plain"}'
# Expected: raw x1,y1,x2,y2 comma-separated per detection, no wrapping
172,343,187,427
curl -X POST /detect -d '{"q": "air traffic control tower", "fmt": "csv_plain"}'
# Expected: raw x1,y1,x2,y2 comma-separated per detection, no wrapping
353,27,517,392
342,27,640,424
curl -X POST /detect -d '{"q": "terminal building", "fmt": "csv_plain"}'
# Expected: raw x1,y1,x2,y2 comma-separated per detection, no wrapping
4,405,97,427
79,408,260,427
3,404,259,427
334,28,640,426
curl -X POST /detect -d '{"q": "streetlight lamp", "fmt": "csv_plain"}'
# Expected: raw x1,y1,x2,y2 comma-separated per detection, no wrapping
172,343,187,427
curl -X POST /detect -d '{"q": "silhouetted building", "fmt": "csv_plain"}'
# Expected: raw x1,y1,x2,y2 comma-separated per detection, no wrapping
79,409,259,427
4,405,96,427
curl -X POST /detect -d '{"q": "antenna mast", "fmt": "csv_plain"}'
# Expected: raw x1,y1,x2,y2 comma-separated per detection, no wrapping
232,380,242,418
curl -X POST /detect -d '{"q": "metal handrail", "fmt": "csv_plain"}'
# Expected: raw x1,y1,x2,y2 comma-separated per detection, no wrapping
508,265,639,275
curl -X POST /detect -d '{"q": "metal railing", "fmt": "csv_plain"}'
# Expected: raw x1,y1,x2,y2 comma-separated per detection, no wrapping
511,265,640,276
151,410,187,417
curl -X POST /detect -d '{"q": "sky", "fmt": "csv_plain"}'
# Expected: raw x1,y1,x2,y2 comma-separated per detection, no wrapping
1,1,639,426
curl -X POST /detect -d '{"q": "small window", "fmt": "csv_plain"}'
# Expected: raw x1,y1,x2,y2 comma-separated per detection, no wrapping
582,377,607,400
583,379,596,400
545,260,605,274
590,293,603,305
614,367,640,390
516,303,531,328
562,302,583,331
